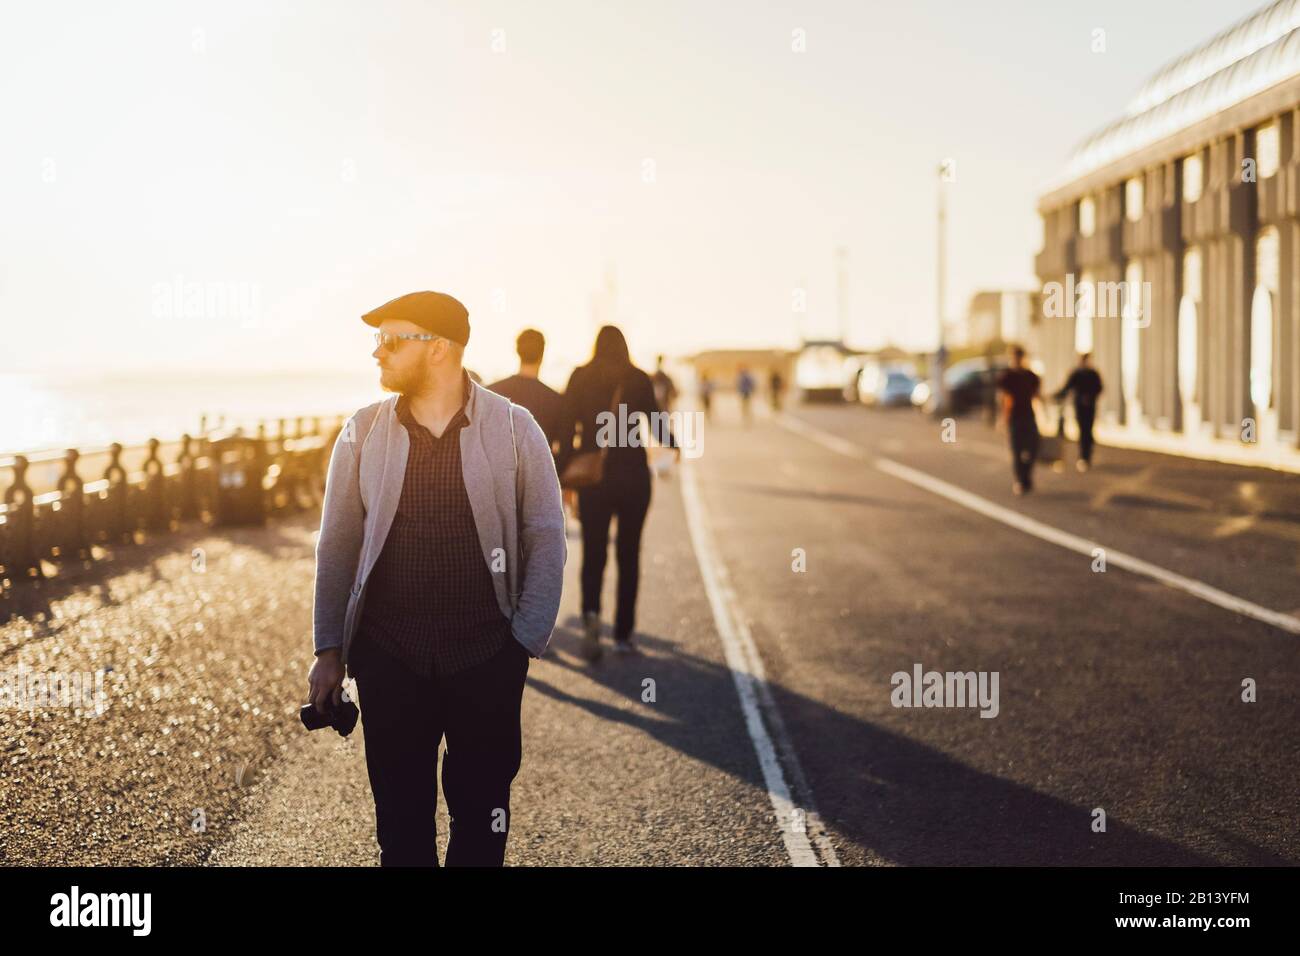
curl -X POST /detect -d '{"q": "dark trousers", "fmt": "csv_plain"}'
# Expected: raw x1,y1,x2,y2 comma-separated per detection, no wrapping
1009,416,1040,488
351,634,530,867
1075,403,1096,463
578,469,652,642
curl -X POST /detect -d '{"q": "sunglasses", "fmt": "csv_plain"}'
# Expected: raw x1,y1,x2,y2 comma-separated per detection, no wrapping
373,331,447,353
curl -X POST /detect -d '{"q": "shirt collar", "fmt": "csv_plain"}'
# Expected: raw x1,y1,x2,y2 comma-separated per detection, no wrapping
461,368,477,422
395,369,475,428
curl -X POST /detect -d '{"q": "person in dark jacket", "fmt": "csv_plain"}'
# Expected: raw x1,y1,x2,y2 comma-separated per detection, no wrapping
699,373,716,421
736,365,756,425
995,345,1042,495
1053,353,1104,471
651,354,678,413
488,328,563,455
769,368,785,412
557,326,678,659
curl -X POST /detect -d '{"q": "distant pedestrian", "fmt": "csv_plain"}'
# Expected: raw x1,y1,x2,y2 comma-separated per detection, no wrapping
651,355,678,413
699,373,716,422
557,326,678,660
1053,353,1104,472
736,365,756,425
995,345,1042,495
309,291,565,867
769,368,785,412
488,328,564,455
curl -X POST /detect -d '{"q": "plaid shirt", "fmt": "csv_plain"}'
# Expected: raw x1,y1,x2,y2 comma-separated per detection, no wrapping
354,371,512,677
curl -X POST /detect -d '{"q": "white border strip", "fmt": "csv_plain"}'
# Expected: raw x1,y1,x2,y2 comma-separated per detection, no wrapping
775,413,1300,636
680,461,842,866
1094,421,1300,476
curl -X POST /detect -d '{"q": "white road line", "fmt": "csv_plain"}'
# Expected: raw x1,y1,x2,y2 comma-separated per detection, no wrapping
777,412,868,460
775,414,1300,637
680,460,842,867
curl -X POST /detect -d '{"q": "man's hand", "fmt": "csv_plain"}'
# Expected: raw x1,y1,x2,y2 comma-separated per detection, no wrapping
308,648,346,715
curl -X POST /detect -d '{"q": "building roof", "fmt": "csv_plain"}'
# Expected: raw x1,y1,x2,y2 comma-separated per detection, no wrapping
968,290,1007,313
1051,0,1300,189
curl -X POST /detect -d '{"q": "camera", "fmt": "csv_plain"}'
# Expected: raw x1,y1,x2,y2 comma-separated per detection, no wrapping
299,689,359,737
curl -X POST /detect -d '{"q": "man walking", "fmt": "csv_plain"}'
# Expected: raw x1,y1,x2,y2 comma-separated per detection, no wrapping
651,355,678,413
488,328,564,456
307,291,566,867
769,368,785,412
1053,352,1104,471
699,372,716,422
996,345,1042,495
736,365,756,425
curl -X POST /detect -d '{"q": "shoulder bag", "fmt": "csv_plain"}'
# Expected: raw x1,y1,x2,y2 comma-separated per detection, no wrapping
559,380,624,489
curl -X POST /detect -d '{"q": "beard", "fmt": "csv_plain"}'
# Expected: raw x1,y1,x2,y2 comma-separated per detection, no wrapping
379,360,431,396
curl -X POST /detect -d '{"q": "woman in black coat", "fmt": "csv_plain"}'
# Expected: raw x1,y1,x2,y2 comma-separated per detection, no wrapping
557,326,678,659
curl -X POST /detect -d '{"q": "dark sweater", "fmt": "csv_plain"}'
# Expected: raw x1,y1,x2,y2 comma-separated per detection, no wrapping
1055,368,1104,409
488,373,563,452
556,362,676,482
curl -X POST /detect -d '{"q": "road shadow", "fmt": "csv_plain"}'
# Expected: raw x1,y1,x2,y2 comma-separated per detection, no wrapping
529,616,1275,866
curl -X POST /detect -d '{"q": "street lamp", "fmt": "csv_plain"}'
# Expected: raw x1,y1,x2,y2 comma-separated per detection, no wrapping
933,160,951,416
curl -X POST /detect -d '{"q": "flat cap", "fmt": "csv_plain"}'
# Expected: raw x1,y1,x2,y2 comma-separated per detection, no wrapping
361,291,470,346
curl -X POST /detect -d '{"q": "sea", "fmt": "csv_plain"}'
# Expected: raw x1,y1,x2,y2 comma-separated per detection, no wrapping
0,370,389,456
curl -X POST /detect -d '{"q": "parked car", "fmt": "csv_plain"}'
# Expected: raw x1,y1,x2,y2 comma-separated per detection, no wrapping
858,366,919,407
795,342,854,402
917,357,1009,416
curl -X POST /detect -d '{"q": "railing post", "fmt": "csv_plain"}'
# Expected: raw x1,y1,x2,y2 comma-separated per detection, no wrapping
2,455,41,581
56,448,88,568
254,425,272,516
0,409,343,588
177,435,198,521
144,438,168,532
103,443,132,546
199,433,217,522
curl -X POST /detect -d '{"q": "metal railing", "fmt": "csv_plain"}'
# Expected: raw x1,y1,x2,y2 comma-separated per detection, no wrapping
0,415,346,587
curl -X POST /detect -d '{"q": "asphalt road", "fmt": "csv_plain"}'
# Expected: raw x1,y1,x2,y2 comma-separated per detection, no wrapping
2,396,1296,866
689,396,1299,865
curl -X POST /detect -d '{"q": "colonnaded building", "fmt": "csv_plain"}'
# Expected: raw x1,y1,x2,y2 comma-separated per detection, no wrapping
1034,0,1300,470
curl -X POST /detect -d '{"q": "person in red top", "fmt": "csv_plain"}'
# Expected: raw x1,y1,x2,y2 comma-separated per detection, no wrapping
995,345,1042,495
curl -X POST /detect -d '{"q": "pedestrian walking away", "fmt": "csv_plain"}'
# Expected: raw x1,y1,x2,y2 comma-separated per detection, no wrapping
488,327,564,457
307,290,566,867
651,354,678,413
995,344,1042,495
699,372,716,422
1053,352,1104,471
769,368,785,411
557,325,679,661
736,365,756,425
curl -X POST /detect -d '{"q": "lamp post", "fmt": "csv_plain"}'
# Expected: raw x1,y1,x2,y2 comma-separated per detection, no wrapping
934,161,950,416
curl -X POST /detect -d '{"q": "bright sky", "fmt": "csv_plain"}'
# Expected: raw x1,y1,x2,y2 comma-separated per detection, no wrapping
1,0,1263,383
